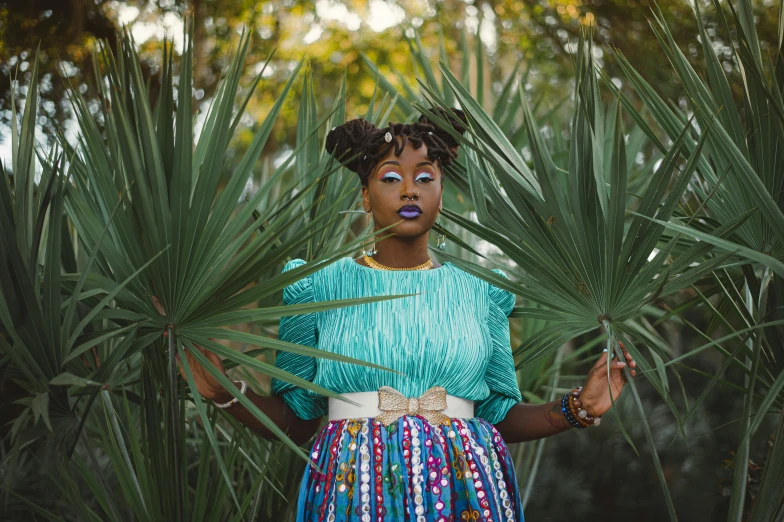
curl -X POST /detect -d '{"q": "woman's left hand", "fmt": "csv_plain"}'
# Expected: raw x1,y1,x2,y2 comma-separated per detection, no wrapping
578,342,637,418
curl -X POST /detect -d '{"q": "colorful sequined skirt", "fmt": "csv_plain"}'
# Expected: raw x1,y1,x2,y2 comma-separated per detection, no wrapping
295,416,524,522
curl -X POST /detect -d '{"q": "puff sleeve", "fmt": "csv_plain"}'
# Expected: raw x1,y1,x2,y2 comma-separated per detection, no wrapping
270,258,327,420
474,268,522,424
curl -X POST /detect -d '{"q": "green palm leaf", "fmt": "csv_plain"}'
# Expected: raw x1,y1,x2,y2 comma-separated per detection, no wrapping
410,29,741,520
606,1,784,519
0,22,417,519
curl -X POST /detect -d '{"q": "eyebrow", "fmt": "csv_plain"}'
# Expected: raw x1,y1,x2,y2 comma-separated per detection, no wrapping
378,160,435,168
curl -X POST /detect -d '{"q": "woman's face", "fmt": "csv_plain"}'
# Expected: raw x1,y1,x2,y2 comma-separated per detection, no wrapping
362,137,443,239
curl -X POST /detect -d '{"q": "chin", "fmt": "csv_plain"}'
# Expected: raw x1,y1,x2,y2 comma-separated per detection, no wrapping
390,219,433,237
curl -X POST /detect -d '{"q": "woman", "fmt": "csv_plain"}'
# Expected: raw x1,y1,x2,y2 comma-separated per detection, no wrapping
180,108,637,521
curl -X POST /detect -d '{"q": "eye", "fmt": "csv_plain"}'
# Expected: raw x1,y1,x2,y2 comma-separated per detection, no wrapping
415,172,435,183
380,172,403,182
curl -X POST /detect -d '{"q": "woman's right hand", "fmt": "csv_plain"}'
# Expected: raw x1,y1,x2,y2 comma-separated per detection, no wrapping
177,344,231,402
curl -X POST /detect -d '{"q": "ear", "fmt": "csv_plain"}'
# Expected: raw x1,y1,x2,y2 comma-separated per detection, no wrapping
362,185,371,213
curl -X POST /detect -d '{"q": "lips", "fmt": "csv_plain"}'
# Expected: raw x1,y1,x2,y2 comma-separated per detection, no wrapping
397,204,422,219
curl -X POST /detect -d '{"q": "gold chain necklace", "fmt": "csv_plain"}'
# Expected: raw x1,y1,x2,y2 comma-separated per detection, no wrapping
363,254,434,271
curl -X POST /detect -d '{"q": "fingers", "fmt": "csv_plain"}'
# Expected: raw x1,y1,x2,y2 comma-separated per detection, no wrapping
593,342,638,380
596,347,619,370
609,360,628,380
619,342,633,363
205,349,222,366
604,357,629,389
177,354,186,380
204,350,224,373
607,348,635,377
176,348,195,383
178,344,226,380
610,357,636,379
177,345,203,373
618,341,637,376
593,350,608,369
192,343,221,366
594,349,628,370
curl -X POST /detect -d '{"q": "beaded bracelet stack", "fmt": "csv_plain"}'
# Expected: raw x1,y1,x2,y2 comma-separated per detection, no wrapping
561,387,601,429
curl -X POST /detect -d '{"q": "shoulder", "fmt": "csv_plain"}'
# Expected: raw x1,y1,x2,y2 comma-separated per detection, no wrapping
283,258,307,273
487,268,516,316
281,258,315,304
282,257,352,303
283,257,349,277
447,262,515,315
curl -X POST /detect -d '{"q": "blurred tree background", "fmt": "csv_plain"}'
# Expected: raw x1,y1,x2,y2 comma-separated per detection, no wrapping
2,0,779,158
1,1,783,521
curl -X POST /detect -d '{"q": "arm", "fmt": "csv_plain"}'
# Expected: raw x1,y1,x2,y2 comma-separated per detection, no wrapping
178,260,324,446
214,380,320,446
178,346,321,446
494,400,572,442
495,343,637,444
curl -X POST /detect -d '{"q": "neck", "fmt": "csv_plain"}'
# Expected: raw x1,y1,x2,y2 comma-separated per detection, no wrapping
368,234,438,268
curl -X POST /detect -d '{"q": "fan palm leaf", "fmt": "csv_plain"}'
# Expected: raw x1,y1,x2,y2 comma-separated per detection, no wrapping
0,22,413,519
406,28,755,520
0,52,158,452
606,1,784,519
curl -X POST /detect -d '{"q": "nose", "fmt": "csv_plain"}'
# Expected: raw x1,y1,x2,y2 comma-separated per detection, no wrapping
400,181,419,201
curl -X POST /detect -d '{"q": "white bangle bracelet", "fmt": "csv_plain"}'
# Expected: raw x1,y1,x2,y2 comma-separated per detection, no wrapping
214,380,247,409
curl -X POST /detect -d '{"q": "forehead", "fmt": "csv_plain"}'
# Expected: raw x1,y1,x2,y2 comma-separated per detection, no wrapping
376,137,431,165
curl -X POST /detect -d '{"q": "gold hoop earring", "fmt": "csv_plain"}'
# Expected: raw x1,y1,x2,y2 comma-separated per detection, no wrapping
363,211,378,256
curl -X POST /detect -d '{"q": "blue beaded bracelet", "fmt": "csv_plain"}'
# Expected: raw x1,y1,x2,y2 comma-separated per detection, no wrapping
561,392,587,429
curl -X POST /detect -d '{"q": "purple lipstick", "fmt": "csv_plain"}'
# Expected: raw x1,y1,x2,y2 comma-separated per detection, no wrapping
397,204,422,219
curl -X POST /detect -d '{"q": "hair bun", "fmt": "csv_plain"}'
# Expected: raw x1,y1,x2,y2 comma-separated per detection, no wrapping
418,107,468,149
325,118,378,174
325,108,467,185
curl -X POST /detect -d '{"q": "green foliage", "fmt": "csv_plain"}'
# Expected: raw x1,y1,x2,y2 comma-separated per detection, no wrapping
0,23,409,519
0,51,151,455
3,3,784,520
607,1,784,519
411,24,771,520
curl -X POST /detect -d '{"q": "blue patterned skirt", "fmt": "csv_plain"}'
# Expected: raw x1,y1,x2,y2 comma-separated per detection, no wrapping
295,416,525,522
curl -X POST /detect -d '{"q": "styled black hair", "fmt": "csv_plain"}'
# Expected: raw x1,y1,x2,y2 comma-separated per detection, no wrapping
325,107,468,186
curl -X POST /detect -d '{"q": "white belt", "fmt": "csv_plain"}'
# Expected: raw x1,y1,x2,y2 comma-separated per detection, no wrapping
328,385,474,426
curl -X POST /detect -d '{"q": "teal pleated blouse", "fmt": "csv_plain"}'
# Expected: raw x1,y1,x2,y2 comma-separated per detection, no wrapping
270,257,522,425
